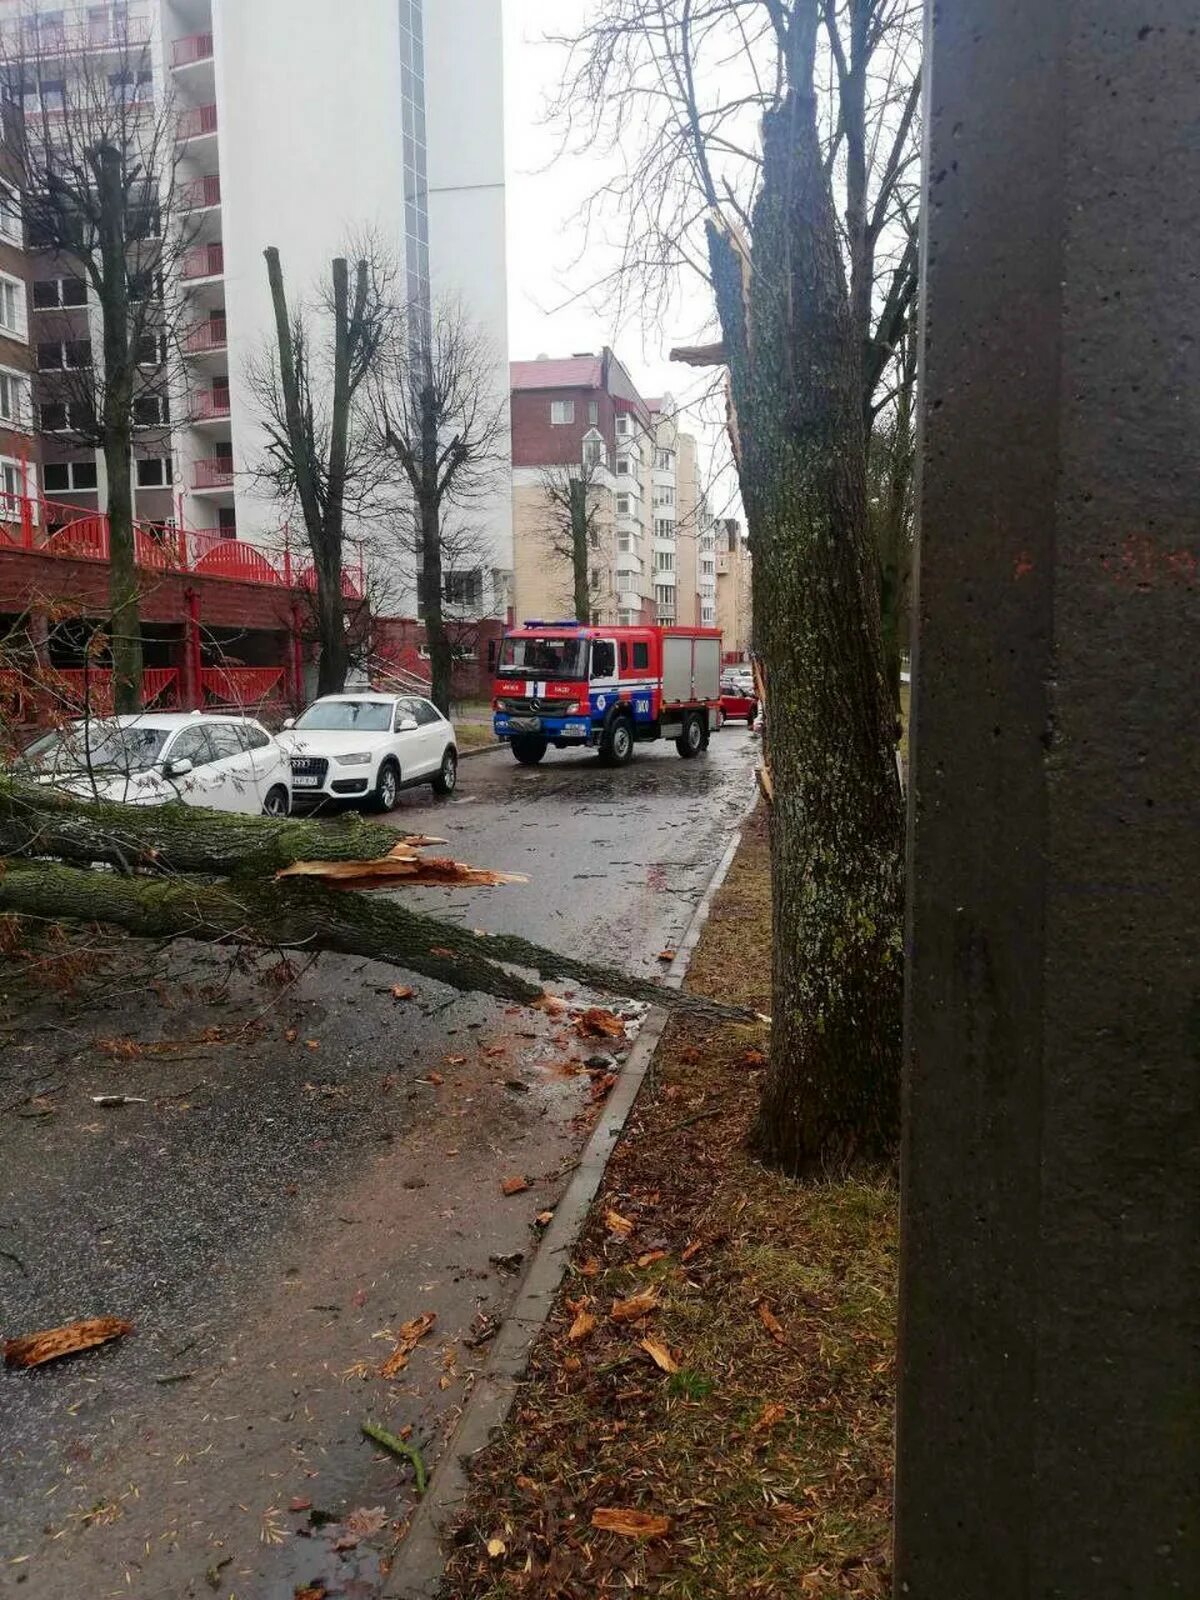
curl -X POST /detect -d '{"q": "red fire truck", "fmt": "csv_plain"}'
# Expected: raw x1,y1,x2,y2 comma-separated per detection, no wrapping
492,621,723,765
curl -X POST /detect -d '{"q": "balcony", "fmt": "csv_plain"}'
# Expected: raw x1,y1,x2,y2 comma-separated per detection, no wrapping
10,15,153,57
184,317,227,354
179,173,221,211
190,388,231,423
181,242,224,281
172,32,214,68
193,456,234,491
176,104,218,143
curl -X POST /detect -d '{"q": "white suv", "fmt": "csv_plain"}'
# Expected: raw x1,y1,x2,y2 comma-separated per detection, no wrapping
278,693,458,811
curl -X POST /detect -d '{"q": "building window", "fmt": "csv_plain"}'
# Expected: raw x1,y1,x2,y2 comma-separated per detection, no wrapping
615,456,631,475
135,456,172,488
43,459,98,493
135,333,167,367
654,549,675,572
0,182,21,245
33,276,88,310
582,428,603,467
615,493,631,516
39,399,92,432
615,414,631,437
617,531,632,553
655,518,675,540
0,370,27,426
443,568,484,609
133,394,169,427
587,400,598,425
654,485,675,508
551,399,575,425
0,275,26,339
655,448,674,470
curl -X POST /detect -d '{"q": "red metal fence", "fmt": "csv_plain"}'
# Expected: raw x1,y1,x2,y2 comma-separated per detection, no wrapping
181,242,224,281
172,32,214,68
179,173,222,211
177,103,218,142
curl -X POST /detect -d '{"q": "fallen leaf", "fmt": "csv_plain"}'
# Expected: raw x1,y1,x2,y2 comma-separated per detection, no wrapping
575,1007,626,1040
444,1054,467,1066
680,1239,702,1263
391,985,415,1000
486,1536,506,1558
343,1505,387,1538
637,1250,668,1269
563,1353,582,1373
426,1071,445,1086
742,1048,766,1067
535,1210,555,1226
753,1401,788,1432
590,1072,618,1101
379,1310,437,1377
5,1317,132,1369
483,1044,508,1058
284,1027,299,1044
294,1589,326,1600
305,1039,320,1051
288,1496,312,1512
514,1473,538,1494
501,1175,530,1196
567,1309,597,1343
96,1037,141,1060
578,1257,601,1278
639,1337,679,1374
590,1507,672,1538
605,1209,634,1238
656,949,676,963
611,1288,659,1323
757,1302,785,1343
677,1046,703,1065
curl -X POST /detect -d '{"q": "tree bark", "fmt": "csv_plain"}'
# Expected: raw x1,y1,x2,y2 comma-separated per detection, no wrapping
570,477,591,622
0,856,750,1022
419,382,453,714
709,17,905,1176
97,143,142,714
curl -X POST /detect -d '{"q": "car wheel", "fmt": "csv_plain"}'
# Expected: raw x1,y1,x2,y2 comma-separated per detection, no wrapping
676,712,705,759
431,746,458,795
747,702,759,725
511,734,547,765
262,784,290,818
367,759,400,812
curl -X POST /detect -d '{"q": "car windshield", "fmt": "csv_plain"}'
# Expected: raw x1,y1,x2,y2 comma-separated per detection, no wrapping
20,721,171,776
499,636,588,678
294,700,393,732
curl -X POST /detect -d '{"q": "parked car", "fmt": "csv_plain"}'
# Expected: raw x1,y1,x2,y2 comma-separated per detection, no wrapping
16,713,292,815
277,693,458,811
719,669,759,726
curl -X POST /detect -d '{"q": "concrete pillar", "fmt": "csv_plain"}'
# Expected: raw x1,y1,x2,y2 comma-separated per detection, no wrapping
896,5,1199,1596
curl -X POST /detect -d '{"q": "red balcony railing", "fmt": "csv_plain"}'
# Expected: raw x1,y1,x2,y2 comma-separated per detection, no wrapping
190,388,231,422
176,103,218,142
193,456,234,490
181,242,224,281
179,173,221,211
184,317,227,353
172,32,214,68
201,666,284,707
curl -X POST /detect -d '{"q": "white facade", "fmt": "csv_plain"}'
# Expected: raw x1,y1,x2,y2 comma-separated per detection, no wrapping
7,0,512,614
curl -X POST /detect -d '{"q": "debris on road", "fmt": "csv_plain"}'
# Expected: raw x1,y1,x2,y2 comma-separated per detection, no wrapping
500,1175,530,1196
590,1507,672,1539
379,1311,437,1378
90,1093,147,1107
574,1007,627,1040
5,1316,132,1369
361,1419,427,1494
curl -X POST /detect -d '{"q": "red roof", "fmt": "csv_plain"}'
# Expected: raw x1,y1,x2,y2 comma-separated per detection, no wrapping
511,355,604,392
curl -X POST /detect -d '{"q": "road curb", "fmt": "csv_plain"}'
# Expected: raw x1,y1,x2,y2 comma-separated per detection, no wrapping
455,741,500,761
383,812,750,1598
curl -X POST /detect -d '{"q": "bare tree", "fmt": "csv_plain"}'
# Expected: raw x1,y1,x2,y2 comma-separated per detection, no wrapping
555,0,922,1175
373,299,507,715
251,242,395,696
0,6,200,712
869,312,917,712
538,457,606,623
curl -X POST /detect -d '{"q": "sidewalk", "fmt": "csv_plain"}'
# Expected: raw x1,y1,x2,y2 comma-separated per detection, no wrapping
435,808,899,1598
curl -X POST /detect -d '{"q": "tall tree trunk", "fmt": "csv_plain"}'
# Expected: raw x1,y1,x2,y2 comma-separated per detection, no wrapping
419,382,452,714
98,143,141,714
570,477,590,622
710,21,905,1176
877,377,914,716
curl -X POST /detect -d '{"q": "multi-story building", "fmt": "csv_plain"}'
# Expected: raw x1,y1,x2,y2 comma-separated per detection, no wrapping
716,517,753,658
0,0,510,720
511,351,711,633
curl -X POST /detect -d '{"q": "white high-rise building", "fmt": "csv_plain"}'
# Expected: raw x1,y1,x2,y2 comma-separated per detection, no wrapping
5,0,512,617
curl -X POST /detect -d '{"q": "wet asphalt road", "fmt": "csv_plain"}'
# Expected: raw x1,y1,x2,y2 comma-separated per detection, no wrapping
0,731,756,1599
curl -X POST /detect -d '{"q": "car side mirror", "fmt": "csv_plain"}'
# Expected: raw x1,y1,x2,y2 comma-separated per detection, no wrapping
164,757,193,778
282,717,295,730
398,716,419,732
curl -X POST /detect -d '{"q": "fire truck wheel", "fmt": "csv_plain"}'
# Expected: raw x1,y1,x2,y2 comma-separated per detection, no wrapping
600,714,634,766
511,734,548,765
676,712,705,759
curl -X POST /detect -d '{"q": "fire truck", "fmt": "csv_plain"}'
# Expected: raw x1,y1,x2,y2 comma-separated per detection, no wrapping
492,621,724,765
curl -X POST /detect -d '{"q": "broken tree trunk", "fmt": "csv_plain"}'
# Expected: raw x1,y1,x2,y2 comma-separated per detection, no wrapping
0,858,750,1022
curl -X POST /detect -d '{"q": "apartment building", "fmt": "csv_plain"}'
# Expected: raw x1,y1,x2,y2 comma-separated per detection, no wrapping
716,517,753,658
1,0,511,617
511,349,711,632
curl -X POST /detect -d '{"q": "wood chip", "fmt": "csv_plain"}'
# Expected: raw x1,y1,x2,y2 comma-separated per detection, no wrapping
753,1401,788,1431
379,1310,437,1378
567,1309,597,1343
637,1249,668,1269
500,1175,530,1196
680,1239,702,1263
611,1288,659,1323
605,1209,634,1238
590,1507,672,1538
757,1301,785,1343
575,1007,626,1039
639,1336,679,1374
4,1316,132,1369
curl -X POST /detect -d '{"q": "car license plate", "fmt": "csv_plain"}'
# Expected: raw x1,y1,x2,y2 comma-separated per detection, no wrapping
510,716,541,732
293,774,321,788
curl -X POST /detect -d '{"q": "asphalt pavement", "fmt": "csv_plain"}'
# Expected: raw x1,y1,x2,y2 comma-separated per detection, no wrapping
0,730,757,1599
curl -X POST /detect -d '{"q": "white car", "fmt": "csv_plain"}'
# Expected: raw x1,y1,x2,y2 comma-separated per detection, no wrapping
17,713,292,815
277,693,458,811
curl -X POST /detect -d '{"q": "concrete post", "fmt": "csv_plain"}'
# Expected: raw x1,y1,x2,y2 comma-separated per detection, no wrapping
896,5,1199,1596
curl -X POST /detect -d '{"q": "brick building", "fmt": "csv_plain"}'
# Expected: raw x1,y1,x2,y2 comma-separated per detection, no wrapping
715,518,753,660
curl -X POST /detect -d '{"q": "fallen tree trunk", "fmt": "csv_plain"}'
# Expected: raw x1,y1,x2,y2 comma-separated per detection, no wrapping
0,859,752,1020
0,777,411,877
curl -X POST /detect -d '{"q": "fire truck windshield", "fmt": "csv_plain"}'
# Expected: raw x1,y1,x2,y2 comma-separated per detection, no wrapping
499,636,588,679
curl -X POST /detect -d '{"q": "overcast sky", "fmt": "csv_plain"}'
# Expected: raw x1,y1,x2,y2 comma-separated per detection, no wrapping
501,0,737,509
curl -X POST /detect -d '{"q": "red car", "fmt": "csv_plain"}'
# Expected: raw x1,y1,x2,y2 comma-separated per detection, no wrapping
718,671,759,726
